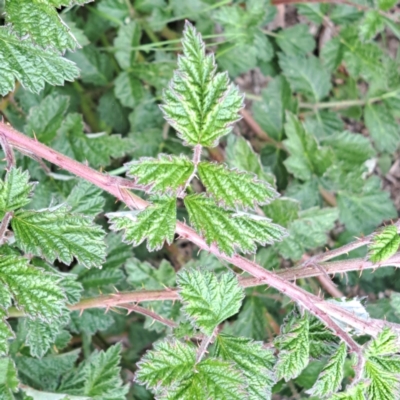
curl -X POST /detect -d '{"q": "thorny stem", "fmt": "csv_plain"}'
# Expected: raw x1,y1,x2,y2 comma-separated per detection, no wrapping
0,212,13,246
179,144,202,197
1,121,399,354
196,329,216,363
0,132,15,168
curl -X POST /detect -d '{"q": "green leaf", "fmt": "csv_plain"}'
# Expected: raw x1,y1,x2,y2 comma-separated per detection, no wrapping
0,255,65,320
306,342,347,397
0,168,35,218
275,24,315,56
366,328,400,357
177,269,244,335
214,334,275,399
113,21,141,70
53,114,127,168
330,382,367,400
127,154,195,195
184,194,286,256
161,22,243,147
274,313,310,381
0,358,18,399
12,206,106,268
283,113,333,180
0,317,13,356
69,309,114,336
197,161,277,208
279,54,331,101
66,180,105,217
369,226,400,263
0,26,79,96
24,94,69,143
359,11,385,41
114,71,144,108
252,76,297,141
296,3,329,24
321,36,344,72
364,103,400,154
378,0,396,10
107,197,177,251
126,258,176,290
136,340,196,390
5,0,78,52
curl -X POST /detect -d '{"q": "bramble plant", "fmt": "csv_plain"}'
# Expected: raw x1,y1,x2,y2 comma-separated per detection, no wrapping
1,0,400,399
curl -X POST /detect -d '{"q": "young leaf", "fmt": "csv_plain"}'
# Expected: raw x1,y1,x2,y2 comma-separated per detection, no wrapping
0,255,65,320
161,21,243,147
127,154,195,195
184,194,286,256
369,225,400,263
0,26,79,96
107,197,177,251
12,206,106,268
0,358,18,399
359,11,385,41
279,53,331,101
5,0,79,52
177,269,244,336
0,168,35,218
274,313,310,381
197,161,277,208
306,342,347,397
135,340,196,390
283,112,333,181
214,334,275,399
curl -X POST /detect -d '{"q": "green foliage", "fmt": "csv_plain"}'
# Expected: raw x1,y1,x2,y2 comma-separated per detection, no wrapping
107,197,176,251
369,225,400,263
161,22,243,147
127,155,194,195
0,358,18,399
184,194,286,255
177,269,244,335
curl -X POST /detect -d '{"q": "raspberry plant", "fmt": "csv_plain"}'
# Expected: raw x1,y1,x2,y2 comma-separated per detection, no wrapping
1,1,400,399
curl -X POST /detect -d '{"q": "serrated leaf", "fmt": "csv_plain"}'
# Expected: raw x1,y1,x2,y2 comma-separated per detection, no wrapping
184,194,286,256
177,269,244,335
113,20,141,70
369,226,400,263
283,112,333,180
364,103,400,154
5,0,79,52
0,358,18,399
321,36,344,72
12,205,106,268
24,94,69,143
304,110,344,139
366,328,400,357
274,313,310,381
114,71,144,108
359,11,385,41
125,258,176,290
0,168,35,218
127,154,194,195
378,0,396,10
296,3,329,24
136,340,196,390
214,334,275,400
198,161,277,208
0,316,13,356
275,24,315,56
306,342,347,397
53,114,127,168
66,180,105,217
0,255,65,320
107,197,176,251
161,22,243,147
330,382,367,400
0,26,79,96
308,317,339,359
279,53,331,101
69,309,114,336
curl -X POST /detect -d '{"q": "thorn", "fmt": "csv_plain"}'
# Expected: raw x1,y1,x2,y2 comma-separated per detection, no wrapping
33,131,38,141
79,308,84,317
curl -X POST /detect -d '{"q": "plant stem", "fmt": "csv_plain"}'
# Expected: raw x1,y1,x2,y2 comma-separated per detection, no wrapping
0,212,13,246
0,122,397,344
196,330,215,363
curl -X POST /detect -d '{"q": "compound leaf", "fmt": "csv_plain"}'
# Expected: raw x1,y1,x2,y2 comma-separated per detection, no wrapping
5,0,78,52
214,334,275,399
127,154,194,195
184,194,286,256
0,168,35,218
369,225,400,263
197,161,277,208
107,197,176,251
177,269,244,335
161,21,242,147
274,313,310,381
306,342,347,397
12,206,106,268
0,26,79,96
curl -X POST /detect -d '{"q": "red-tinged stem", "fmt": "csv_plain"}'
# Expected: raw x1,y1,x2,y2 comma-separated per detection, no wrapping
0,122,396,347
0,212,13,245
